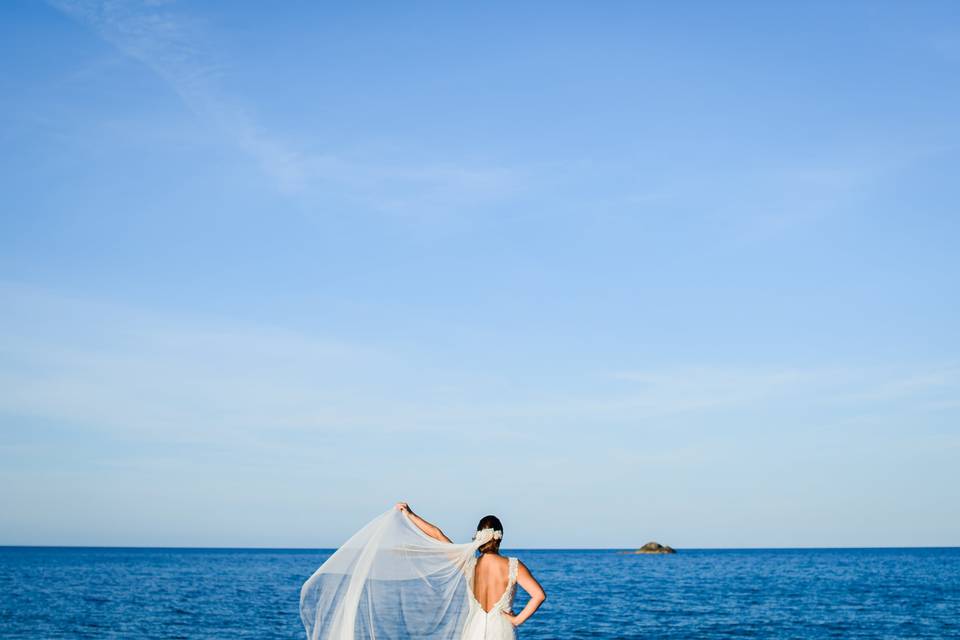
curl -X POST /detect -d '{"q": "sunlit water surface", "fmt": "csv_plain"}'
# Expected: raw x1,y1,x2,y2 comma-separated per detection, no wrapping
2,547,958,638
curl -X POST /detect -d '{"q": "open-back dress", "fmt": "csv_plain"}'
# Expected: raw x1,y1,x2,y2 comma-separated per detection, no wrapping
460,556,519,640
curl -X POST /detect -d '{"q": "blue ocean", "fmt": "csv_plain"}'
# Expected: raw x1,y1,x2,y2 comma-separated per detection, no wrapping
2,547,958,639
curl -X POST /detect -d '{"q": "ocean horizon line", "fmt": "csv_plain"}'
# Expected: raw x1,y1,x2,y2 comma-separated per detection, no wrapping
3,544,958,551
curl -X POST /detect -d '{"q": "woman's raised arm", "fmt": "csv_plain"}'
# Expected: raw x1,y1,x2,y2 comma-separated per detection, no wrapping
395,502,452,543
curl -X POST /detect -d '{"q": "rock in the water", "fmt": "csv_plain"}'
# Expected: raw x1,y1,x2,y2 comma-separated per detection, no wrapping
629,541,676,554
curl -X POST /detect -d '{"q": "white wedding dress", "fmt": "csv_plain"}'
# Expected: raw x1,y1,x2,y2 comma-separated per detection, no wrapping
460,555,519,640
300,508,520,640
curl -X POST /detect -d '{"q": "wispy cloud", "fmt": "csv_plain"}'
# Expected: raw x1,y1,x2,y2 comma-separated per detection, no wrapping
461,361,958,435
6,275,959,454
3,283,958,546
4,282,958,450
46,0,521,214
606,363,960,418
0,284,546,449
610,141,952,244
618,162,878,242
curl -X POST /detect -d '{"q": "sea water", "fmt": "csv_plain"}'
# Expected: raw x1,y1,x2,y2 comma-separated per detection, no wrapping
1,547,958,638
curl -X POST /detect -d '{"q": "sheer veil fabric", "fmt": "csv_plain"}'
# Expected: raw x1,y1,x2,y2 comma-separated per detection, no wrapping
300,507,489,640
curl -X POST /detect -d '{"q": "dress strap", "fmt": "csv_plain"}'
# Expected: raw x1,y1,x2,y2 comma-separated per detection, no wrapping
508,557,518,584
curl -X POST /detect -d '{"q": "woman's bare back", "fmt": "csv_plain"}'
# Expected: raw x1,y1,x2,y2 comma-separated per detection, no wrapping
472,554,511,612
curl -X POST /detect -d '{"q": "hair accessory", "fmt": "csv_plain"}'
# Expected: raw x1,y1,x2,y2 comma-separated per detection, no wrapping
474,527,503,545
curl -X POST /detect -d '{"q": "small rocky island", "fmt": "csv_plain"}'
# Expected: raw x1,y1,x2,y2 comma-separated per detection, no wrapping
624,541,676,554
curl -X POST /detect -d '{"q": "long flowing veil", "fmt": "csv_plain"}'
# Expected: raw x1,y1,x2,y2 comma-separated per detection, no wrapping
300,507,483,640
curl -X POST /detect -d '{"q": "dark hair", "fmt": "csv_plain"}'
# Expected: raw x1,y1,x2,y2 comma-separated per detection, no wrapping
476,515,503,554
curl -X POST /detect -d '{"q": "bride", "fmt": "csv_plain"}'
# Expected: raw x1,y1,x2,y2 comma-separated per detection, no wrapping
397,502,547,638
300,502,546,640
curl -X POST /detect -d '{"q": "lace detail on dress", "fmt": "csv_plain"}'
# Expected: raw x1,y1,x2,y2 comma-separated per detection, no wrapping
504,557,518,607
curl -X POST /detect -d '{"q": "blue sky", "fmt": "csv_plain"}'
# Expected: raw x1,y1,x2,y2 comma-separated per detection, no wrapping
1,1,958,548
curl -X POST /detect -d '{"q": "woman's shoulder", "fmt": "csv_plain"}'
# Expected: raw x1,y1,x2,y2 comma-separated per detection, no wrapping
510,556,531,575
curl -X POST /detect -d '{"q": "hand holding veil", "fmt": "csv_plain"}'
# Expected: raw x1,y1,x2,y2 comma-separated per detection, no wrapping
300,507,487,640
